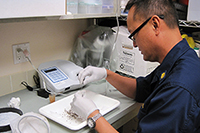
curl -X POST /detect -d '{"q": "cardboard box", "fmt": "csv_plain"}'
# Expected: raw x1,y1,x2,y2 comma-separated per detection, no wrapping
112,26,159,78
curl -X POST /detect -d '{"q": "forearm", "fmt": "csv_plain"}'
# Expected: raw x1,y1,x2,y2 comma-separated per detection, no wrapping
88,110,119,133
106,69,137,99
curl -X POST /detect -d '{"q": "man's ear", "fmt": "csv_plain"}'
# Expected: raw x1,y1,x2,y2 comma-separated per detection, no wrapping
151,15,161,36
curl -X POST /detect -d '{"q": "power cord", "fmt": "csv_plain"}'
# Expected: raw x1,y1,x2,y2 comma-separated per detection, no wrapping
21,80,49,98
21,81,34,91
33,74,40,88
19,48,68,97
21,49,51,93
15,48,52,97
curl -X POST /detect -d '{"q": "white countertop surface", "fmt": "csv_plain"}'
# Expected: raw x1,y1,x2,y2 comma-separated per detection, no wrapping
0,80,141,133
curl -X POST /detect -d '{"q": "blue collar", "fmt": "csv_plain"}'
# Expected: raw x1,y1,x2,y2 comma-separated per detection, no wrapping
152,39,190,83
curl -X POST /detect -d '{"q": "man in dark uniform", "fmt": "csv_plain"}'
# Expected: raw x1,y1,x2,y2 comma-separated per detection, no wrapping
71,0,200,132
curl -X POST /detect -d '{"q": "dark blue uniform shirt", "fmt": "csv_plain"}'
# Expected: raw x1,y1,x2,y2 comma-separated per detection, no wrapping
136,39,200,133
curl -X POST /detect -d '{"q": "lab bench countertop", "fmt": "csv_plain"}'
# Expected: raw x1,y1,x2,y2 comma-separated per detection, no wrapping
0,81,141,133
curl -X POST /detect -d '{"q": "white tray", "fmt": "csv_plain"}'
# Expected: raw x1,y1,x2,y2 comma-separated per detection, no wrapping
39,90,120,130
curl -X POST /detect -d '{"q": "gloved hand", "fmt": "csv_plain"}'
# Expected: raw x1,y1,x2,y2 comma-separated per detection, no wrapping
70,90,98,120
78,66,107,85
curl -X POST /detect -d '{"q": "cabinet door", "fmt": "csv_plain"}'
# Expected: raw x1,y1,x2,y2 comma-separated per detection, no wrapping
0,0,66,19
61,0,120,19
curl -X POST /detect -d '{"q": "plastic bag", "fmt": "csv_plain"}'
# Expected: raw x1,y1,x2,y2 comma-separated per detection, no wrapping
70,25,115,68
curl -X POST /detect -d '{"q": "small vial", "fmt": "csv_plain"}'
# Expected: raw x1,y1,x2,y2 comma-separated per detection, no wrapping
49,94,55,103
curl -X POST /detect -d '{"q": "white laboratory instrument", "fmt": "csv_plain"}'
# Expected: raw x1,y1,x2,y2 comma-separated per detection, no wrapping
38,60,84,93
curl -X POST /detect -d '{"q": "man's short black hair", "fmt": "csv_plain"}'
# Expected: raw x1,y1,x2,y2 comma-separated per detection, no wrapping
124,0,179,29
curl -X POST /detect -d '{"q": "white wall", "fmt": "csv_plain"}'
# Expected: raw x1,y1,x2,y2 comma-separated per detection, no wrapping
0,19,91,96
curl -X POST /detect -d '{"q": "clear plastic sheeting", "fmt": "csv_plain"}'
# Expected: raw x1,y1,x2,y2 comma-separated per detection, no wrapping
70,25,115,68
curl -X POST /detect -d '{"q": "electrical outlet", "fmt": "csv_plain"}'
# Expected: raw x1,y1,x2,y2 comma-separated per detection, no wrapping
12,42,31,64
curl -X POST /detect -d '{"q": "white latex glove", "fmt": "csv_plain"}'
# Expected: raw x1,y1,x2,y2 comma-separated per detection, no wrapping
70,90,98,120
78,66,107,85
7,97,21,109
